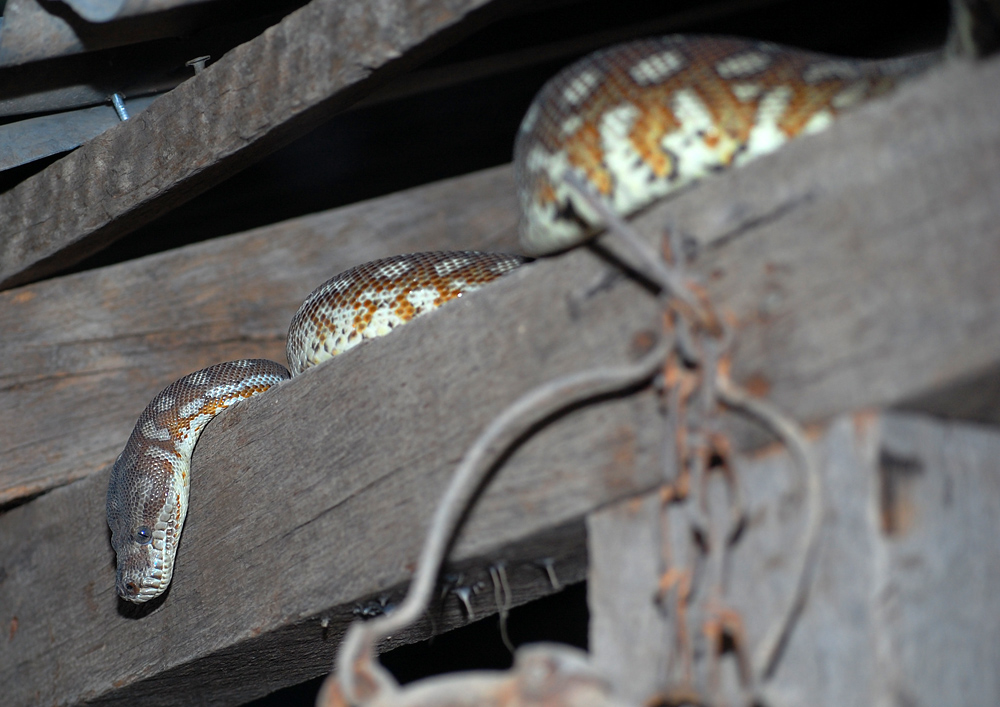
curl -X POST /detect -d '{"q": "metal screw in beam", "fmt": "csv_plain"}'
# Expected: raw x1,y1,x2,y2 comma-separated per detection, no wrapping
186,56,211,74
110,93,129,121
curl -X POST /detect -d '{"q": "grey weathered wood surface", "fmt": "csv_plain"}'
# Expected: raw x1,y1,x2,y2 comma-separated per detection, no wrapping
0,0,502,290
1,52,999,707
5,51,1000,509
2,247,663,706
0,166,520,506
588,412,1000,705
587,492,672,704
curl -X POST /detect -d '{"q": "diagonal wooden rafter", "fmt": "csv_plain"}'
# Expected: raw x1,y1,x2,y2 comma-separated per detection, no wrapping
0,0,509,290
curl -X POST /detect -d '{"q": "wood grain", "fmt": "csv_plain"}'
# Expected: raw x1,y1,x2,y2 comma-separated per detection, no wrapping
0,165,520,506
1,53,998,707
588,412,1000,705
0,0,502,290
1,248,663,706
587,492,672,704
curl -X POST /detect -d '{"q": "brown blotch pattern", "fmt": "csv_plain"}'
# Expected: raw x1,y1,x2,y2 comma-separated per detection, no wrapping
514,35,938,240
286,251,526,375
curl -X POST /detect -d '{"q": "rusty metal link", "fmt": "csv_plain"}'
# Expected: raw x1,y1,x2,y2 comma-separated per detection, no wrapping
563,171,820,706
318,173,820,707
652,247,750,705
652,225,822,706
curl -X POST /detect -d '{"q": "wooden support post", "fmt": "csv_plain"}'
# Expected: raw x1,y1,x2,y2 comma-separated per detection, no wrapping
588,412,1000,705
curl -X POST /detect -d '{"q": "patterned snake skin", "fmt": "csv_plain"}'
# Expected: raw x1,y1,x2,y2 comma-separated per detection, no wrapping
106,252,524,601
107,36,938,602
514,35,938,254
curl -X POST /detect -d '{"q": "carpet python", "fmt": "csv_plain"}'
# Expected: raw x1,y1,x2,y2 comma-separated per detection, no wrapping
107,35,938,602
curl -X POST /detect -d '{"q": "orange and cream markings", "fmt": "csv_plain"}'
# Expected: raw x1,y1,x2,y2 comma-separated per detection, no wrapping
513,36,937,255
284,252,525,375
107,359,291,601
107,253,524,601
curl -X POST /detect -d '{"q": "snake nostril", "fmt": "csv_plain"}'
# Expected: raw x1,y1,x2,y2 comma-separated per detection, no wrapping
125,581,138,595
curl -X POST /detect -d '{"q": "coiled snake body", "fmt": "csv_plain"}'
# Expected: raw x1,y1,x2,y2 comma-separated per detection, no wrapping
107,35,937,602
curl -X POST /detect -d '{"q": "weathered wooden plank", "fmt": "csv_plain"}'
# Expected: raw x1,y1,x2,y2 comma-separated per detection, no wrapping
587,493,671,704
0,0,271,67
6,50,1000,509
0,165,519,506
0,96,159,172
1,256,663,706
0,0,503,290
587,412,1000,705
2,53,999,707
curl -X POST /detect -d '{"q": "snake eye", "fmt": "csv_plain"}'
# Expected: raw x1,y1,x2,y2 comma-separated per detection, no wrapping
134,526,152,545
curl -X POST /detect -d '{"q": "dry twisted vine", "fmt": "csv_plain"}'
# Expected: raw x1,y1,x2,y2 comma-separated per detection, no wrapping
317,172,821,707
325,331,674,705
569,172,823,704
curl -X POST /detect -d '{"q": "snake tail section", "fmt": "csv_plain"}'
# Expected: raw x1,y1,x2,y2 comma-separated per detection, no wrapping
107,359,290,602
514,34,941,255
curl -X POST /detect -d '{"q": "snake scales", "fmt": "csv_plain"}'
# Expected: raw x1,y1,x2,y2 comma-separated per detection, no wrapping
107,35,937,602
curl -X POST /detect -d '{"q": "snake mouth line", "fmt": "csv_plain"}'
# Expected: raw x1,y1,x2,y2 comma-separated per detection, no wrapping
117,541,174,602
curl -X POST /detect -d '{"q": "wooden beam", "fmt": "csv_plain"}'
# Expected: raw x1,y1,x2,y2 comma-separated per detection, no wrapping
0,165,519,506
0,0,504,290
1,260,663,705
588,412,1000,705
1,54,998,706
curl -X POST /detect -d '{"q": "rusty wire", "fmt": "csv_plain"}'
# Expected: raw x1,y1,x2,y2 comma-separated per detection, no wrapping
329,328,673,704
566,172,822,705
321,170,821,707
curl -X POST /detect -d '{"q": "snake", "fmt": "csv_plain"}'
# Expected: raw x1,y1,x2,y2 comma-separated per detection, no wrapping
107,35,938,602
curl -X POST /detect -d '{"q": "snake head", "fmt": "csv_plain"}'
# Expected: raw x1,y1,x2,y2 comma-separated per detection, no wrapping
105,360,289,603
106,430,187,603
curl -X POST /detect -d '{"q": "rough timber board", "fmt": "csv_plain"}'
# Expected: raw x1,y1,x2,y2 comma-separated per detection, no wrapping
587,491,671,704
1,247,664,706
1,54,999,707
0,0,502,290
588,412,1000,705
0,165,520,506
5,51,1000,509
